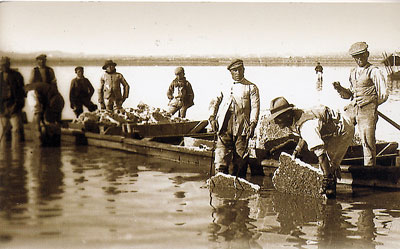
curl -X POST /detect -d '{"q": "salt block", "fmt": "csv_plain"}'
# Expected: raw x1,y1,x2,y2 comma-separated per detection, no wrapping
207,172,260,193
272,152,326,199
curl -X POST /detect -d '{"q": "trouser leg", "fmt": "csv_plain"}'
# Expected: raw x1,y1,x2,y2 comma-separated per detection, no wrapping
214,133,233,174
10,113,22,148
74,104,84,118
105,98,114,111
167,105,179,116
179,106,188,118
0,117,9,148
232,135,249,178
356,102,377,166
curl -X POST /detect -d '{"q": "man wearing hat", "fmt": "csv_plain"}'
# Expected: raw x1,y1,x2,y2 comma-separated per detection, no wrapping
209,59,260,177
267,96,355,197
0,56,26,148
333,42,388,167
166,66,194,118
29,54,57,85
98,60,130,111
69,66,97,117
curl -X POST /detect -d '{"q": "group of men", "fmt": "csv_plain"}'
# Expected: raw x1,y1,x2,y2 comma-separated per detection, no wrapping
0,41,389,196
209,41,387,197
0,55,195,147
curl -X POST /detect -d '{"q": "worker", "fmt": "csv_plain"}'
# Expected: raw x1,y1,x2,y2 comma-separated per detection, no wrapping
333,41,388,166
98,60,130,111
69,66,97,117
167,67,194,118
0,56,26,148
209,59,260,178
29,54,57,85
267,97,355,197
25,82,65,146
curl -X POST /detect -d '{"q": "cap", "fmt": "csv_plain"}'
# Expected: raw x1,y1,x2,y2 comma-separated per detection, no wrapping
174,66,184,75
266,97,295,122
102,60,117,70
227,59,244,70
36,54,47,60
349,42,368,56
75,66,84,72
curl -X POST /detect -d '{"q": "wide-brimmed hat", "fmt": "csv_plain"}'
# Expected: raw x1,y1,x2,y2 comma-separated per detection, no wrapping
102,60,117,70
349,42,368,56
266,97,294,122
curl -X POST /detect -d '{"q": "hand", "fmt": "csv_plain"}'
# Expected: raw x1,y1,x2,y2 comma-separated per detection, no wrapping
292,149,299,159
246,122,257,140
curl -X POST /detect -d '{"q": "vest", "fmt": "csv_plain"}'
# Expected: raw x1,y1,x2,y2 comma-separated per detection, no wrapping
33,67,52,84
350,64,378,107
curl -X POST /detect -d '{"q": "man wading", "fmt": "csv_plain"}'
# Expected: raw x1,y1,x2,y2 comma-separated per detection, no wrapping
209,59,260,178
267,97,356,197
333,42,388,167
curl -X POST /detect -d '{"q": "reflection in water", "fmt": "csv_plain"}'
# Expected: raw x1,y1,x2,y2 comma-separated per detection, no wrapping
2,142,400,248
209,193,262,249
0,146,27,218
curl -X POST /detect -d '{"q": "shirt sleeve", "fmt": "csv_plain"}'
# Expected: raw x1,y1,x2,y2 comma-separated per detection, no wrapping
299,119,325,153
250,84,260,125
371,67,388,105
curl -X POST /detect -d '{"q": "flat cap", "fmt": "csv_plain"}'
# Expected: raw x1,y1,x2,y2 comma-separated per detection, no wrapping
174,66,184,75
74,66,84,72
0,56,11,65
349,42,368,56
227,59,244,70
36,54,47,60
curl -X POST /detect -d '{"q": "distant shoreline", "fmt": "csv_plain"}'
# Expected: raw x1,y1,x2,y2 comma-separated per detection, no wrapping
7,56,383,67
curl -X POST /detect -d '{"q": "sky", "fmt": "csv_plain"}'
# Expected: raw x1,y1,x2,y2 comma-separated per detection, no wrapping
0,1,399,57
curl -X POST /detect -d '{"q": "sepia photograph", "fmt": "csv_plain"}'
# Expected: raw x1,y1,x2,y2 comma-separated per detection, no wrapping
1,0,400,248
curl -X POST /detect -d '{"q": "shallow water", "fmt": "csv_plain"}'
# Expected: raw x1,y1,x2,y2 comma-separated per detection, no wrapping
1,142,400,249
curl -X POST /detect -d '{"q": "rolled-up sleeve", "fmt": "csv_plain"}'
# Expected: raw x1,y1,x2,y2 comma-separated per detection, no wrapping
299,119,325,154
371,67,388,105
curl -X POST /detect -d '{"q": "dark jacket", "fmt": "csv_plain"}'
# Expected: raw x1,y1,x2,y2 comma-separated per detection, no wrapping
69,77,95,107
0,69,25,116
31,66,57,85
167,78,194,108
25,82,64,122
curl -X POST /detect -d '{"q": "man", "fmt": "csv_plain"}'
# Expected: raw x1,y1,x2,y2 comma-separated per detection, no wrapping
315,62,323,91
0,56,25,148
267,96,355,197
209,59,260,177
98,60,130,111
167,67,194,118
25,82,65,146
333,41,388,166
29,54,57,85
69,66,97,117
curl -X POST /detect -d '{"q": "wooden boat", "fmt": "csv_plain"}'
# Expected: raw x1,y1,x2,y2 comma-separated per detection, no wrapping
60,122,400,189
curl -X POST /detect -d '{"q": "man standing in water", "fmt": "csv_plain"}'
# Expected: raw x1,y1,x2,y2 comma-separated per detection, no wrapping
167,67,194,118
0,57,26,148
315,62,323,91
98,60,130,111
209,59,260,178
333,42,388,167
29,54,57,85
267,97,355,197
